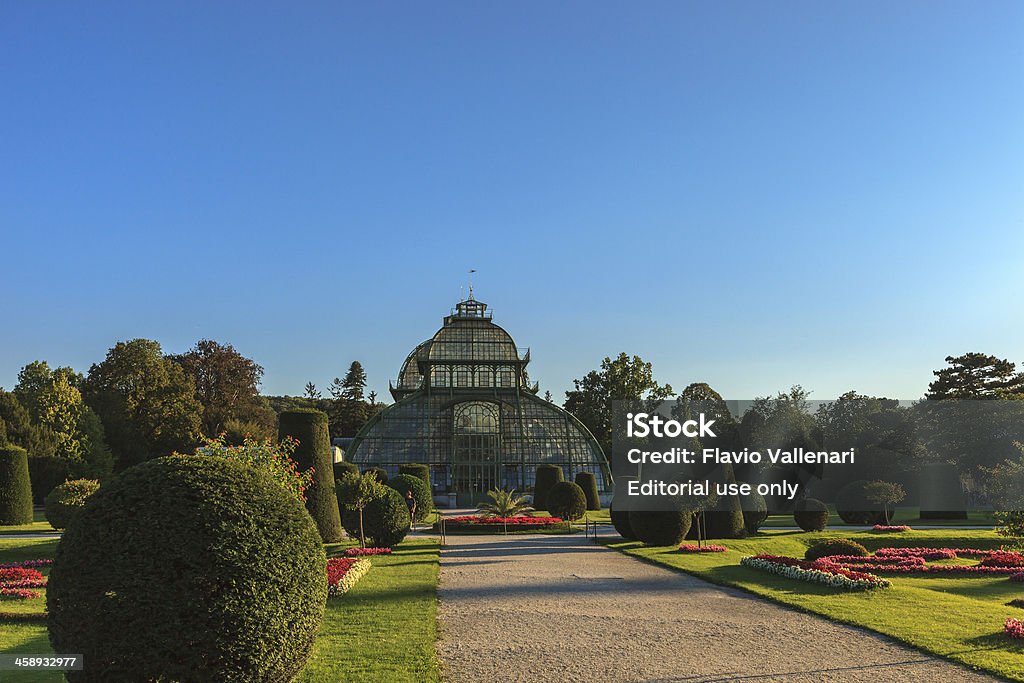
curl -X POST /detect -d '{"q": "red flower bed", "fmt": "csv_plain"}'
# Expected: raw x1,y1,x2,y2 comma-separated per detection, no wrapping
0,567,46,600
1006,618,1024,639
446,515,563,526
0,560,52,570
344,547,392,557
821,547,1024,576
679,544,728,553
872,525,911,532
326,557,372,597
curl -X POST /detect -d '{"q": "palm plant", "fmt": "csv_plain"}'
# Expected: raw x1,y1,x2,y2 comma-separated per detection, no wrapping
477,488,533,518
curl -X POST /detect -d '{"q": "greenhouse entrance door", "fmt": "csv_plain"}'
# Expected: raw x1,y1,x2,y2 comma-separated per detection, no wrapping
452,402,500,506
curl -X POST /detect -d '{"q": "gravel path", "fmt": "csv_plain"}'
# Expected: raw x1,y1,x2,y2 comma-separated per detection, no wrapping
436,531,998,683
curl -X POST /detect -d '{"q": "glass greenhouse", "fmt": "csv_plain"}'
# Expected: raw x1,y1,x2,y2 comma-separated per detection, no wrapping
347,296,610,505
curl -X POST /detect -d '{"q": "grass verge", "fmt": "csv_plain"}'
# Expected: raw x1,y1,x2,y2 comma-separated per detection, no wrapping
604,528,1024,681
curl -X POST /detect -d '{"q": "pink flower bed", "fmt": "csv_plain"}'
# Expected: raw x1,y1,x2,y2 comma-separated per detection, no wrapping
1005,618,1024,639
679,544,728,553
446,515,563,526
0,567,46,600
0,560,52,570
821,547,1024,576
344,547,392,557
872,525,911,532
742,554,890,590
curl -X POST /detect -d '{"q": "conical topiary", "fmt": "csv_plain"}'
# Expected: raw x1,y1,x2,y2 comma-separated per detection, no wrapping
278,410,344,542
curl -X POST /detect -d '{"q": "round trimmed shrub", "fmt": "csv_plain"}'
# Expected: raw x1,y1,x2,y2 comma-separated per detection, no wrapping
739,485,768,535
574,471,601,511
0,446,33,525
342,487,410,548
279,409,344,542
688,494,747,540
629,504,693,547
333,460,359,482
609,503,637,540
364,467,389,485
47,456,326,682
835,480,885,525
44,479,100,530
546,481,587,521
399,463,431,488
533,464,563,510
27,456,72,504
793,497,829,532
388,473,433,523
804,538,869,562
919,463,967,520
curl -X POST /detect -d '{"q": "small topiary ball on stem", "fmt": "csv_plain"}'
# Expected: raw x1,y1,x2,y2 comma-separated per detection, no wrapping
47,456,327,683
793,497,829,532
44,479,100,530
546,481,587,521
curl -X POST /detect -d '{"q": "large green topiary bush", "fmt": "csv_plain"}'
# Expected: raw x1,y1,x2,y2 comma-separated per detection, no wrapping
364,466,389,485
574,471,601,511
629,503,693,546
279,409,344,542
545,481,587,521
0,446,33,525
533,464,563,510
27,456,72,504
835,479,885,525
805,538,869,562
342,487,410,548
793,497,829,532
48,456,327,682
738,484,768,534
44,479,100,530
388,473,433,523
399,463,431,488
919,463,967,520
609,503,637,540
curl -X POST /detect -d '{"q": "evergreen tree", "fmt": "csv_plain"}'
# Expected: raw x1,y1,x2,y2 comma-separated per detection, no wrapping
926,353,1024,399
341,362,367,401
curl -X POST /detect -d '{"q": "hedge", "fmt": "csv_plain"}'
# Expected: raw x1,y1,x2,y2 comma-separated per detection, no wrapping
27,456,72,505
738,485,768,534
278,409,344,542
835,480,885,525
533,464,563,510
44,479,100,530
574,471,601,511
0,446,33,525
629,504,693,547
332,460,359,482
609,503,637,540
388,474,433,523
399,463,431,488
805,538,869,562
793,497,829,532
546,481,587,521
364,467,389,485
342,487,410,548
47,456,327,682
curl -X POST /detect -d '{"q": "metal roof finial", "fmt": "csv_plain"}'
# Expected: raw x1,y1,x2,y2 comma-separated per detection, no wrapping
468,269,476,300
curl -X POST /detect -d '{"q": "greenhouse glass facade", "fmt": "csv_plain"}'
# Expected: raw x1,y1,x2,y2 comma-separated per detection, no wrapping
347,296,610,505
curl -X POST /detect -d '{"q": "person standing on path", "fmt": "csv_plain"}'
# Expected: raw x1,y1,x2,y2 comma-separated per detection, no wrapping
405,489,416,528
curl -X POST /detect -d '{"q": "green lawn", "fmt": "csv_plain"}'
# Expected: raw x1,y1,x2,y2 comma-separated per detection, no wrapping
604,528,1024,681
0,535,440,683
0,509,57,536
762,506,997,528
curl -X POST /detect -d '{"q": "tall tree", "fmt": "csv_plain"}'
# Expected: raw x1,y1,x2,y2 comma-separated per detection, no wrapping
563,352,673,456
304,382,321,400
926,353,1024,399
341,361,367,401
82,339,202,470
170,339,272,437
0,390,57,458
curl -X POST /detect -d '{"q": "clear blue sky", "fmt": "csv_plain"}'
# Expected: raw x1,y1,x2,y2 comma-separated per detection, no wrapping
2,2,1022,402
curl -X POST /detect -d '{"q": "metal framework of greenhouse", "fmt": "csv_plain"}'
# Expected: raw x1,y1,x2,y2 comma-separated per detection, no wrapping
346,295,610,506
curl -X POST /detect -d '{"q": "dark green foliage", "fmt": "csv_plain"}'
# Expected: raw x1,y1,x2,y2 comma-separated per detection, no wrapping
793,497,829,532
533,464,563,510
0,390,57,458
47,456,327,682
27,456,72,504
44,479,100,530
342,487,410,548
364,467,389,485
388,474,433,523
738,484,768,534
545,481,587,521
919,463,967,520
805,538,869,562
609,503,637,540
835,480,886,525
688,494,747,540
629,503,693,546
279,409,344,542
333,460,359,482
574,471,600,510
399,463,431,488
0,446,33,525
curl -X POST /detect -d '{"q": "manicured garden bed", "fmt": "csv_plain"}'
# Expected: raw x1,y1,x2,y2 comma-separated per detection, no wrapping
0,536,440,683
604,528,1024,681
438,515,574,534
